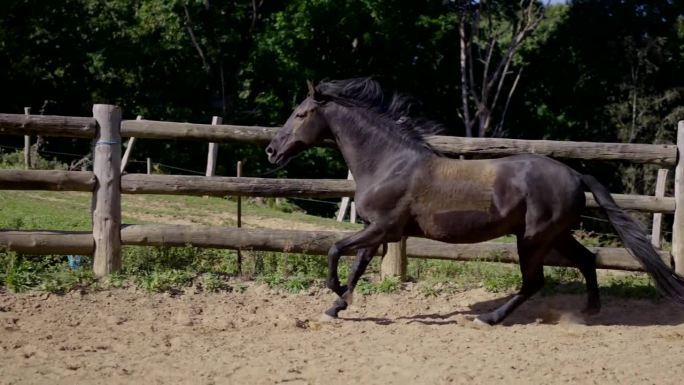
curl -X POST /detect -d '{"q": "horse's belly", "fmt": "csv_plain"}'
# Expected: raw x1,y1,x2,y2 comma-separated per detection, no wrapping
412,209,509,244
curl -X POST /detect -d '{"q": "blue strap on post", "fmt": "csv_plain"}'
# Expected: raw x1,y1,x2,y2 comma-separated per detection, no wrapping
95,140,120,146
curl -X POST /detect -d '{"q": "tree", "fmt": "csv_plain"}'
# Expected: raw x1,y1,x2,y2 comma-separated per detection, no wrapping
457,0,545,137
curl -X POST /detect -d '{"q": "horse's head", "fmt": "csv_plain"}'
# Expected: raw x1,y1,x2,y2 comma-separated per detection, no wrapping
266,81,331,165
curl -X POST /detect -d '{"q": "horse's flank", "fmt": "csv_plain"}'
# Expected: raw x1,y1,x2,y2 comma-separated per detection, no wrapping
421,157,497,212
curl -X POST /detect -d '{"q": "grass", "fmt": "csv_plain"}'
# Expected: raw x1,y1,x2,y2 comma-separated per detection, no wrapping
0,244,661,303
0,252,97,294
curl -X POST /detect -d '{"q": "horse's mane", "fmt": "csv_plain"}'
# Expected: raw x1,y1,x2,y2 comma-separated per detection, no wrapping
315,77,446,152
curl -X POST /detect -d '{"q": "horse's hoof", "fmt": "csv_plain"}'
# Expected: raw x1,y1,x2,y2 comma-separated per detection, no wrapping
474,314,496,327
319,313,337,323
472,317,492,327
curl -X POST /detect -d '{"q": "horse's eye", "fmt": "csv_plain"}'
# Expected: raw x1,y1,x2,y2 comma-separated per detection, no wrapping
295,112,307,119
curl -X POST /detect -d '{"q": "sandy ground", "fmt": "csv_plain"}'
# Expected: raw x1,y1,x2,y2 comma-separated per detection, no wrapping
2,284,684,385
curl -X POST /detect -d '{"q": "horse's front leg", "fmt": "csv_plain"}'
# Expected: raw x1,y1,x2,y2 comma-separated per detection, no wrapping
324,224,385,318
324,245,379,318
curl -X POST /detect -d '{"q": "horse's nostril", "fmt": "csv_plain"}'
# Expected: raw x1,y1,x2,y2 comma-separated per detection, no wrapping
266,146,274,156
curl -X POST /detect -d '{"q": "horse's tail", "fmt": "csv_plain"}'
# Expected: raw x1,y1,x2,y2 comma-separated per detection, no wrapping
581,174,684,304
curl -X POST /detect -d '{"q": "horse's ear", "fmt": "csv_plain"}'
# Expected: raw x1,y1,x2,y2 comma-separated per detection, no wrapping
306,80,316,96
307,79,327,103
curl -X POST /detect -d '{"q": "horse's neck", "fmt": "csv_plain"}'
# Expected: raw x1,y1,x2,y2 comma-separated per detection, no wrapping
323,104,429,185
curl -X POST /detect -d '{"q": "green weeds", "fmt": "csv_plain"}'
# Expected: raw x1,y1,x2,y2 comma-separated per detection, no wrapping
0,245,664,302
0,251,97,294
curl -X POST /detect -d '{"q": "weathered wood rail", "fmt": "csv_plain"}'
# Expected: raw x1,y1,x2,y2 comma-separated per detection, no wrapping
0,114,677,164
0,226,667,272
0,170,675,212
1,107,683,276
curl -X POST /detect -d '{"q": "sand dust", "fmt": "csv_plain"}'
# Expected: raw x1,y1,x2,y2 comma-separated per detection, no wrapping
2,285,684,385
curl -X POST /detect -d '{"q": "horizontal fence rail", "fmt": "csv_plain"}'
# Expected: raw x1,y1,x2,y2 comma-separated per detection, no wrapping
428,136,677,166
0,225,665,272
0,113,677,165
0,113,97,138
0,170,674,212
121,119,278,144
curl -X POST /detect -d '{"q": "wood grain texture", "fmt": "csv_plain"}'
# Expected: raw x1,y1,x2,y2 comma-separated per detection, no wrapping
1,112,675,165
205,116,222,177
672,121,684,275
121,119,277,144
0,113,96,138
120,174,356,198
0,170,95,191
0,171,674,213
118,225,655,271
651,169,669,248
0,230,93,254
382,237,407,280
0,225,664,272
426,135,676,166
92,104,122,276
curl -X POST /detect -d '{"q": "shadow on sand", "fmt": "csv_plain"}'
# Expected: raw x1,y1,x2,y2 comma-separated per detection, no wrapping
340,288,684,327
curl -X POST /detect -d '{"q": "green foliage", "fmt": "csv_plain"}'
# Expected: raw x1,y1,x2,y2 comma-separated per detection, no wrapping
39,265,95,294
355,278,375,295
2,0,682,201
199,273,229,292
256,272,315,293
137,269,193,292
375,276,402,293
0,251,96,294
2,253,41,292
122,246,237,276
354,276,401,295
602,273,659,300
482,267,523,293
0,150,66,171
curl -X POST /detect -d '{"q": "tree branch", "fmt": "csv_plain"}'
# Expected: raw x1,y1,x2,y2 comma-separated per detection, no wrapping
459,19,474,137
494,68,523,138
183,5,210,73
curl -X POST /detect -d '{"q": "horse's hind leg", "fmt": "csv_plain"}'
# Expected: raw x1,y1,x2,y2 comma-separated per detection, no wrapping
476,239,548,325
324,245,378,318
554,233,600,314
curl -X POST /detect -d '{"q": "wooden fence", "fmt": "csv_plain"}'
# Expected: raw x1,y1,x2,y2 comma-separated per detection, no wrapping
0,106,683,277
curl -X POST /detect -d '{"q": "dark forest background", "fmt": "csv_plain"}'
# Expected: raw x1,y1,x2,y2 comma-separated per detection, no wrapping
1,0,683,203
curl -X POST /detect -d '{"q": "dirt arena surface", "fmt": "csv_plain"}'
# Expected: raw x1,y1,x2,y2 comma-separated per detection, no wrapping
2,284,684,385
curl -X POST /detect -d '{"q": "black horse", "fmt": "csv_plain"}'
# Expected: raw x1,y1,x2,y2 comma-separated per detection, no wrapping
265,78,684,325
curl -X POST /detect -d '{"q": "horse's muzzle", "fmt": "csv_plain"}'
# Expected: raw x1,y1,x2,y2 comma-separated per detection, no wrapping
265,145,280,164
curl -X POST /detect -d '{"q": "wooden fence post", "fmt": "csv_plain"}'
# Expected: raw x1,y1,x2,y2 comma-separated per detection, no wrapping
337,170,354,221
23,107,31,170
651,169,668,248
120,115,142,173
236,160,243,274
673,121,684,275
206,116,222,177
382,236,407,280
92,104,122,276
